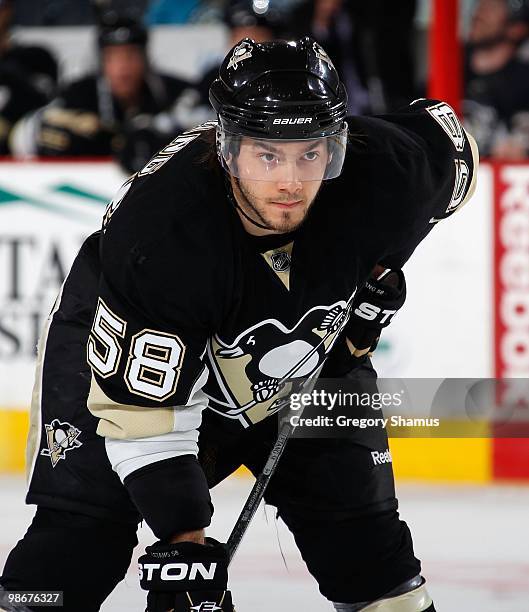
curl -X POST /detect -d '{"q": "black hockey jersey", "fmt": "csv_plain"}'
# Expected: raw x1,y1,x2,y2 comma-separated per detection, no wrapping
85,99,478,436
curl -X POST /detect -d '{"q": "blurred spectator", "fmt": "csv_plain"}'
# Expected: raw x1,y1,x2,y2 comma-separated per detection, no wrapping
360,0,417,112
0,0,58,153
285,0,417,115
464,0,529,158
11,15,205,173
12,0,147,26
195,0,283,112
286,0,370,114
223,0,283,43
146,0,201,24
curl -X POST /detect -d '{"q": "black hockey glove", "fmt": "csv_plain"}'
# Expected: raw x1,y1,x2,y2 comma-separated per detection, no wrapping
345,268,406,363
139,537,235,612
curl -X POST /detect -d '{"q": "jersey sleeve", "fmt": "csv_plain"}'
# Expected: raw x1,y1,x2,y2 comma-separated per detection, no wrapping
343,98,479,270
83,129,232,540
86,155,231,444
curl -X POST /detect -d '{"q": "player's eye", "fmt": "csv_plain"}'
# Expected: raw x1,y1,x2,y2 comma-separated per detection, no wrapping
302,150,320,161
258,153,278,163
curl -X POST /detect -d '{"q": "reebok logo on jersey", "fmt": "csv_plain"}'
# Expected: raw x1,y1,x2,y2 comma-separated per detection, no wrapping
371,449,392,465
273,117,313,125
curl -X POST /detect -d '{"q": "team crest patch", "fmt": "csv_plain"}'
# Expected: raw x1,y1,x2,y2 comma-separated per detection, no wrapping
270,250,291,272
313,42,334,69
227,41,253,71
40,419,82,467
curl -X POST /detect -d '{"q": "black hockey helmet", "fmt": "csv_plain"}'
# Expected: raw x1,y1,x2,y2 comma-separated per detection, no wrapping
210,36,347,139
98,16,148,49
209,37,348,181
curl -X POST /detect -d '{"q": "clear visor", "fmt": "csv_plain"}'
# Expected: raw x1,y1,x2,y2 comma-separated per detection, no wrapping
217,124,348,182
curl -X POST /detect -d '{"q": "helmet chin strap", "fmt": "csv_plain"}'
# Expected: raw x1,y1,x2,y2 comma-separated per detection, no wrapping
225,175,274,232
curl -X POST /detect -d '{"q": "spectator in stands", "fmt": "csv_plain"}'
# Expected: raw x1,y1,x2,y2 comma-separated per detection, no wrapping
11,15,203,173
195,0,283,113
0,0,58,154
284,0,417,115
464,0,529,158
285,0,370,114
11,0,147,26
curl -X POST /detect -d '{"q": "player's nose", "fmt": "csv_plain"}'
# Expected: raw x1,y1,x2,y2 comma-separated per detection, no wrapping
276,179,303,194
275,160,303,187
276,165,302,193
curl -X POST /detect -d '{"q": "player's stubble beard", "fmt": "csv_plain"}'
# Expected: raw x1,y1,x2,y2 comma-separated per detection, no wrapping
234,177,322,234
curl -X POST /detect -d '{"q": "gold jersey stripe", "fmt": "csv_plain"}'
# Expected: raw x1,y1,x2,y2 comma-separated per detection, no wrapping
88,375,175,439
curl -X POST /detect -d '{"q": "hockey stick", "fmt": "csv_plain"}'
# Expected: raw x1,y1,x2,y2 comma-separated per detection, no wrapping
226,416,294,563
226,368,322,564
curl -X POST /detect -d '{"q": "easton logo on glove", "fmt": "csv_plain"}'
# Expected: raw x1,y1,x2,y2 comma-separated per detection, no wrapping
353,302,397,324
190,602,222,612
139,538,229,595
139,562,217,582
345,269,406,360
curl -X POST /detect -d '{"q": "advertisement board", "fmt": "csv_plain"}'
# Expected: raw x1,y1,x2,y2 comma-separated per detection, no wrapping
0,161,126,409
492,162,529,479
1,159,526,481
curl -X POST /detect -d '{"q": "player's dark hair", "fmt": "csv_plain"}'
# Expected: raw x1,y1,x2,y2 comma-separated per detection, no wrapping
195,127,223,172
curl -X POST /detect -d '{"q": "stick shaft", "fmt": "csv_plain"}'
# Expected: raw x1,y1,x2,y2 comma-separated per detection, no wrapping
226,420,293,563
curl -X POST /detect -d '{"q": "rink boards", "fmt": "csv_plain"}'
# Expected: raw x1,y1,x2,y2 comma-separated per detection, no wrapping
0,160,527,481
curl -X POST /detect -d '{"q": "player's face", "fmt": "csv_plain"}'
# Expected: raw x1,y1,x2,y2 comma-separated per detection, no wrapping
102,45,146,102
233,138,327,234
469,0,509,43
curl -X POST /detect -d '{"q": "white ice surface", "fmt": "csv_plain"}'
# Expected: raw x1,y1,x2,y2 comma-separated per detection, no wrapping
1,476,529,612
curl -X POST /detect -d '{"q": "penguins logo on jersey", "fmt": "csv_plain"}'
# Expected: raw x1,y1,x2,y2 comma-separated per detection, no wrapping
40,419,82,467
205,299,353,427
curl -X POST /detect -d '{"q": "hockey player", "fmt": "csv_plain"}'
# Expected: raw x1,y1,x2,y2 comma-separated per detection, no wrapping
0,38,478,611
